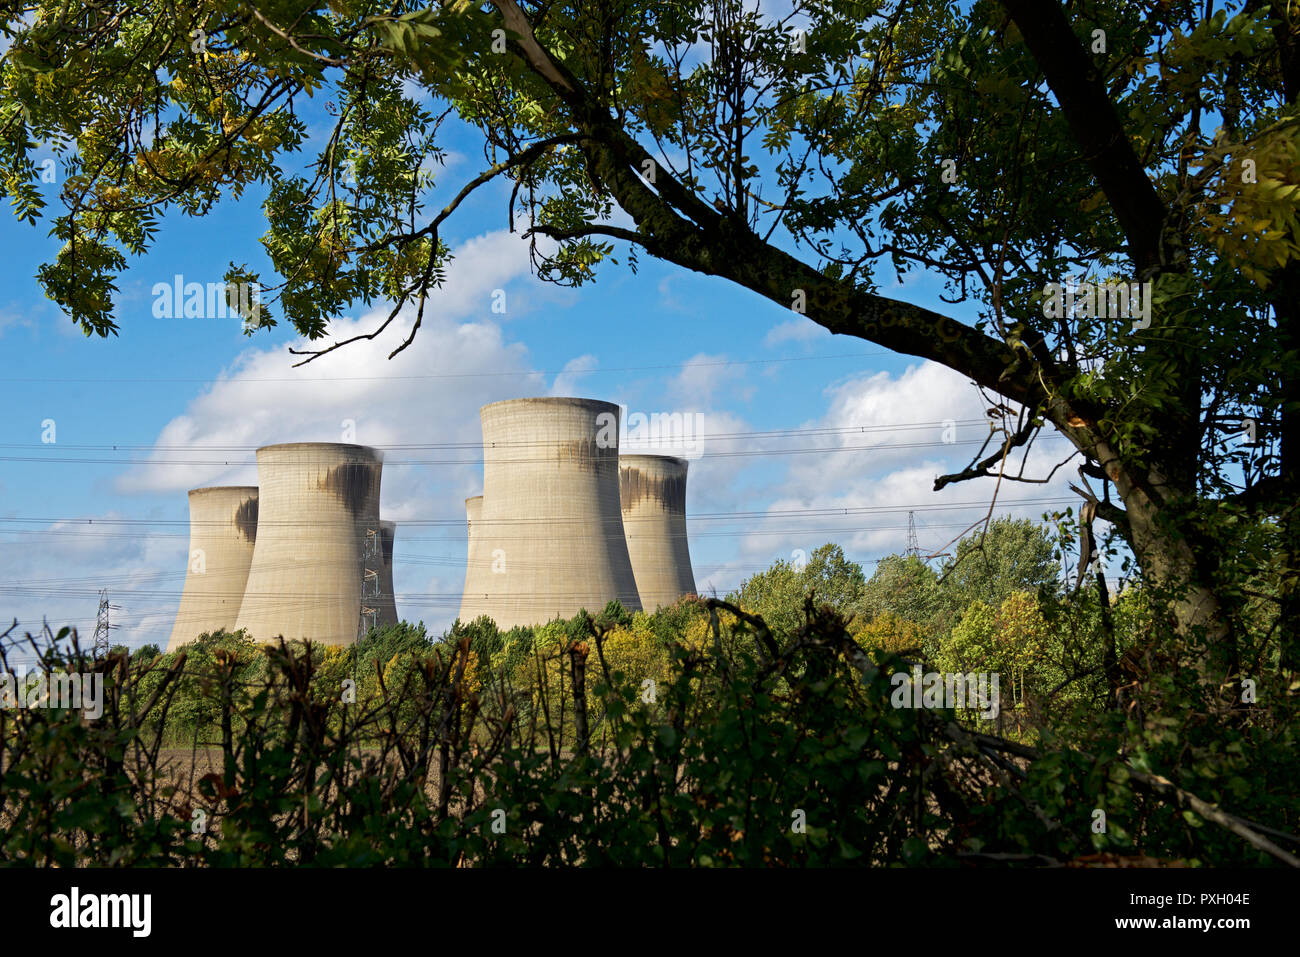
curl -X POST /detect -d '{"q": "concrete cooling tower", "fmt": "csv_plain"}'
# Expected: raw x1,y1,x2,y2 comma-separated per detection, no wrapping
619,455,696,610
458,496,491,624
234,442,383,647
471,397,642,628
166,486,259,652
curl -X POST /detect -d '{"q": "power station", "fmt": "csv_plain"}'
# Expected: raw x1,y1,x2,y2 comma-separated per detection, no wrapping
234,442,383,647
164,398,697,644
619,454,696,610
166,486,259,651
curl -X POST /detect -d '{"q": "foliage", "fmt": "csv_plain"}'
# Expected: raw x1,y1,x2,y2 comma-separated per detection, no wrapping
934,592,1048,728
2,598,1295,867
936,518,1058,622
852,610,926,656
856,553,943,641
731,543,863,636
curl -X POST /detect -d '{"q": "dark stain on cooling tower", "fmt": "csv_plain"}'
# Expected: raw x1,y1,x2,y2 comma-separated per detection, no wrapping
620,466,686,512
233,496,259,543
381,525,395,563
318,461,377,515
557,438,605,473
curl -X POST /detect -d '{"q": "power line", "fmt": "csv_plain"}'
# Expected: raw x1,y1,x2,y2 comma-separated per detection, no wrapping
0,418,997,452
0,350,894,384
0,496,1077,531
0,517,1063,598
0,434,1071,467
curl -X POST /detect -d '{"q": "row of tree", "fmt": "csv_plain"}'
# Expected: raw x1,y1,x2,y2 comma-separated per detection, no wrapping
733,518,1154,729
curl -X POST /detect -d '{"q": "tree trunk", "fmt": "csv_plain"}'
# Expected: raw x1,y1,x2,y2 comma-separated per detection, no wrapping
1096,439,1235,684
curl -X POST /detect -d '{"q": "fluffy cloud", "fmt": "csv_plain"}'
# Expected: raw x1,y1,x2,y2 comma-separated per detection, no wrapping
549,354,598,396
764,317,833,347
667,352,756,407
709,361,1081,587
115,225,556,498
0,511,184,662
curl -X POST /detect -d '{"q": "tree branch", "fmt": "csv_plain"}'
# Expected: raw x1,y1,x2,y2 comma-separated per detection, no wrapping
999,0,1175,275
934,419,1039,491
289,135,580,365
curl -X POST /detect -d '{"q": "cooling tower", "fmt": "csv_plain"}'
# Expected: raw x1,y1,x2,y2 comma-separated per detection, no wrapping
471,397,641,628
458,496,492,624
377,520,399,628
234,443,383,647
619,455,697,610
166,486,259,652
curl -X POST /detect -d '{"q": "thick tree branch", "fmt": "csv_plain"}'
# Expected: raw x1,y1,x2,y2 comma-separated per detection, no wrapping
1000,0,1175,275
525,222,650,247
1094,500,1132,545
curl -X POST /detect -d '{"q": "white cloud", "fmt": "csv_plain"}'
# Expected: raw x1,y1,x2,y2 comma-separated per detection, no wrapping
667,352,755,407
113,311,540,497
764,317,831,347
698,361,1080,589
0,510,185,658
550,354,598,396
0,302,33,335
116,226,554,497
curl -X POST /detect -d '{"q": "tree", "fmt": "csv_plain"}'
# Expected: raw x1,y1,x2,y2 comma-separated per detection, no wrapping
858,524,1055,658
938,517,1059,615
936,600,999,674
4,1,1298,685
989,590,1049,710
802,542,866,611
733,557,802,636
852,610,926,655
856,553,942,633
935,591,1047,713
732,542,864,635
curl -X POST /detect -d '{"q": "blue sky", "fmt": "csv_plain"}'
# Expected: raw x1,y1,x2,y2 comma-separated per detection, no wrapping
0,97,1084,653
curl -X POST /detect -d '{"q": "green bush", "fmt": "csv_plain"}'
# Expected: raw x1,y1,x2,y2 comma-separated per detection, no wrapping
1,590,1295,866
